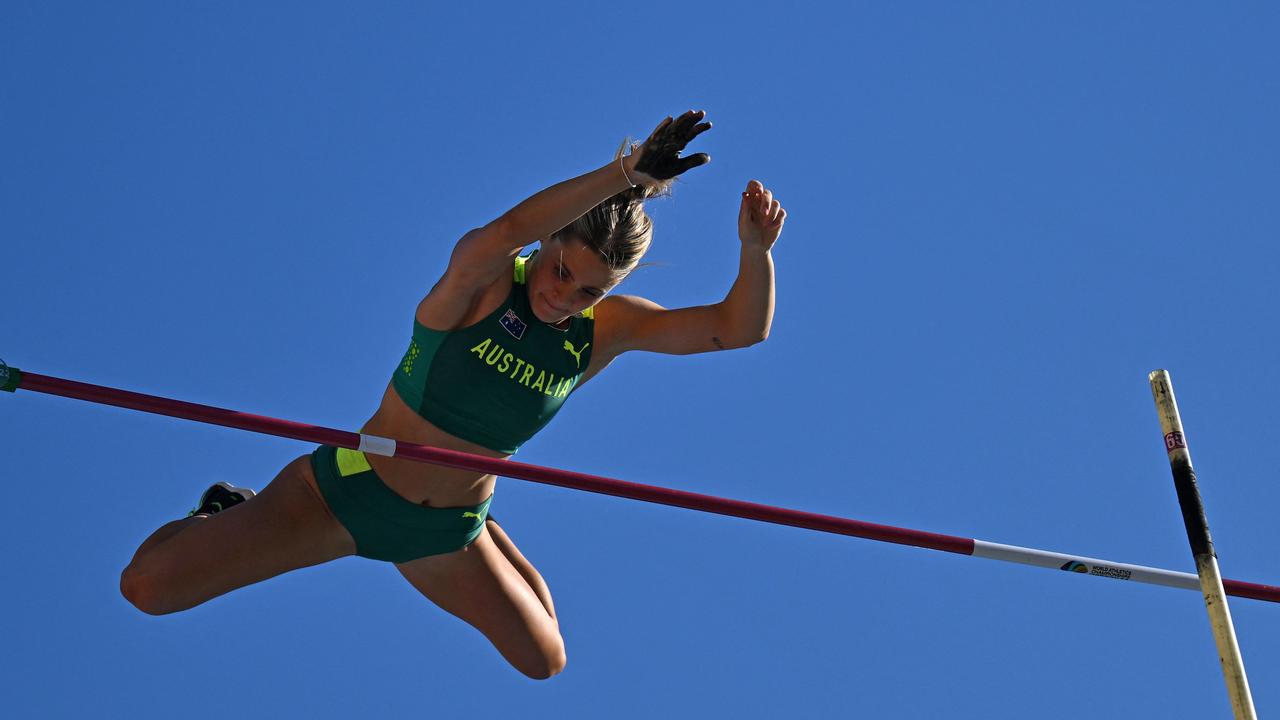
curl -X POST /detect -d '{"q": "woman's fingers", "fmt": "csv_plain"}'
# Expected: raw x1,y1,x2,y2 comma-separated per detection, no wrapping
665,110,708,146
742,180,763,221
742,180,757,222
757,190,773,221
739,179,786,248
674,109,704,134
742,181,785,227
648,116,674,140
674,152,711,175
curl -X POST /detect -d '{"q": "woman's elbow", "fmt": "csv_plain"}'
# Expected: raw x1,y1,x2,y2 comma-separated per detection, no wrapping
747,321,772,346
720,329,768,350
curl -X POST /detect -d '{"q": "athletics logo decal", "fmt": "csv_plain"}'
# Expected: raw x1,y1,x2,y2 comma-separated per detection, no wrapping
1060,560,1133,581
499,309,527,340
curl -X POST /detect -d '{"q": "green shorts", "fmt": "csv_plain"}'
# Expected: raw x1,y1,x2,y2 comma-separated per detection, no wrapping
310,444,492,563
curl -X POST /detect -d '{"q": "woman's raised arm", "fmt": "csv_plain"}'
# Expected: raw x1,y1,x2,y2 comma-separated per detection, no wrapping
446,111,712,285
595,179,786,357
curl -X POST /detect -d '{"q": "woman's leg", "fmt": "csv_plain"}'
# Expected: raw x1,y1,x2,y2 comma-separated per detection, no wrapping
395,521,565,679
120,454,357,615
485,519,556,619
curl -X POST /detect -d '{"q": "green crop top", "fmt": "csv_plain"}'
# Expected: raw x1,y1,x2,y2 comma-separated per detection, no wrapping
392,253,595,454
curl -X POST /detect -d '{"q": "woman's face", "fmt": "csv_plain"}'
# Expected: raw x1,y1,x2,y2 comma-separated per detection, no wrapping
528,237,619,324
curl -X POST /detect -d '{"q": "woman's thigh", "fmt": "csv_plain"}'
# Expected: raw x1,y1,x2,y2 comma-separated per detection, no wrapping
121,454,356,614
396,527,565,679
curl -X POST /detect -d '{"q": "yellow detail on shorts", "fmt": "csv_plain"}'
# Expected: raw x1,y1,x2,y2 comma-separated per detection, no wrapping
336,448,373,477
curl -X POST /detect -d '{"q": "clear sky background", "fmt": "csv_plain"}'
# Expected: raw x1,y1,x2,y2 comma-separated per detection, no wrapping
3,3,1278,718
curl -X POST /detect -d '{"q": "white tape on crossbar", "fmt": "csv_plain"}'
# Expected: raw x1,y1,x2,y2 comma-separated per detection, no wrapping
972,540,1200,591
358,433,397,457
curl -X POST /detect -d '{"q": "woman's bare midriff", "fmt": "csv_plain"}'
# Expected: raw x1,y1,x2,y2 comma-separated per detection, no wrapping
360,383,510,508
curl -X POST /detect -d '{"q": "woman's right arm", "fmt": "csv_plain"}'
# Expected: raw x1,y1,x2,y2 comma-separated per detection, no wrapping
417,162,646,328
442,110,713,287
445,160,637,285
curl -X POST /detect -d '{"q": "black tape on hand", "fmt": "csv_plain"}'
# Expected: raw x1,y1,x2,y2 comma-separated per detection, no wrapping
634,111,712,180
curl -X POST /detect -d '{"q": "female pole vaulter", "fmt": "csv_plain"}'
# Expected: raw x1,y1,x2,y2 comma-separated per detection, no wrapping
119,110,787,678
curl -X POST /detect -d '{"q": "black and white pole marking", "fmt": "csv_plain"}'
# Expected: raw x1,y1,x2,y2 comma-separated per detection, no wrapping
1149,370,1255,720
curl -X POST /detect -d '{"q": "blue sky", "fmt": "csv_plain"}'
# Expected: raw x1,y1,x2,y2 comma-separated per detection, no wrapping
3,2,1278,717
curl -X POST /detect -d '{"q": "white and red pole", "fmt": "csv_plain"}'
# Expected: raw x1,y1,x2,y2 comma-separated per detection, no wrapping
4,362,1280,606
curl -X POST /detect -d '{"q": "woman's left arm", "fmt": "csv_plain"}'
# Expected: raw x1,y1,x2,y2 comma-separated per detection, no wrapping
598,179,786,356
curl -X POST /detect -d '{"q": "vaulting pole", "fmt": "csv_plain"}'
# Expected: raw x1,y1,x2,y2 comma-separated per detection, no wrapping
5,361,1280,606
1149,370,1256,719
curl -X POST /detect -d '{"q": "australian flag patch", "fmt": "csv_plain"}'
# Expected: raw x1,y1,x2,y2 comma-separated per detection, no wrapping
499,308,527,340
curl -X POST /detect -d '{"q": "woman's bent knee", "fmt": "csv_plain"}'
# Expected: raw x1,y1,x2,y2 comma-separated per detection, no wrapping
120,564,182,616
515,638,567,680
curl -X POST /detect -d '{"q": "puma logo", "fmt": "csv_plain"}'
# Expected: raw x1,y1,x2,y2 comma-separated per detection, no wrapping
563,340,589,368
462,511,484,521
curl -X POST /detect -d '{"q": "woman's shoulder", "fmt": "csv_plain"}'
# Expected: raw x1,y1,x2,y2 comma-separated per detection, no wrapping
589,294,659,355
416,258,518,332
595,293,663,321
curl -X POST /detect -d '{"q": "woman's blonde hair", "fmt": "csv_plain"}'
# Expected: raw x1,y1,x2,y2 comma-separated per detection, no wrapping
551,141,672,280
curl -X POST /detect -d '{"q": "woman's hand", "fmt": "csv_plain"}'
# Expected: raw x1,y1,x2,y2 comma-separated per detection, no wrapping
738,179,786,251
625,110,712,184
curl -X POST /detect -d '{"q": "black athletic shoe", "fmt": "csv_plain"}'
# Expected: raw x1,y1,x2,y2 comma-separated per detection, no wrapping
190,482,256,517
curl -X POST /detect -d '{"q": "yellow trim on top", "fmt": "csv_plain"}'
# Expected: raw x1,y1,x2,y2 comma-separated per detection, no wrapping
336,448,372,477
579,306,594,320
